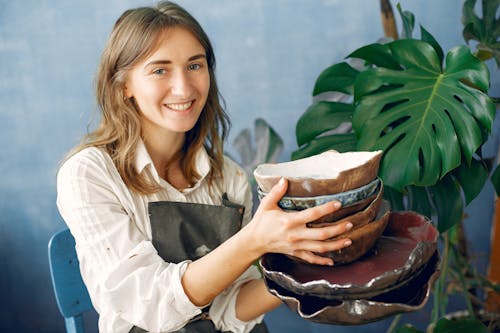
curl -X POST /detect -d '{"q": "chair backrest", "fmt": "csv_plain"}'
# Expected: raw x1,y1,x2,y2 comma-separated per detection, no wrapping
48,228,95,333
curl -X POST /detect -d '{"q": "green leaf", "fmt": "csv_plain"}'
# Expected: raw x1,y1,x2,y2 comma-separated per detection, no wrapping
433,317,489,333
394,324,424,333
407,185,433,217
313,62,359,96
420,25,444,65
352,40,494,190
461,0,500,67
462,0,484,42
291,134,356,160
452,157,489,204
397,3,415,39
295,101,353,146
428,175,464,232
383,185,406,211
348,43,401,70
491,164,500,196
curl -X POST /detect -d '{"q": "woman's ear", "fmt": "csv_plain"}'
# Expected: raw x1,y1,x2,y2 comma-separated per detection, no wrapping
124,86,132,98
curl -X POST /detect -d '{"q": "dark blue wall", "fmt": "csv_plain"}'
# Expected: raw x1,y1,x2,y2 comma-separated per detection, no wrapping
1,1,498,332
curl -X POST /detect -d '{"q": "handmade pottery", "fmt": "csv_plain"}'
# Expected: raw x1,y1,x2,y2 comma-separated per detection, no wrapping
318,200,391,263
307,183,384,228
260,211,439,300
257,178,381,211
264,252,440,325
254,150,383,197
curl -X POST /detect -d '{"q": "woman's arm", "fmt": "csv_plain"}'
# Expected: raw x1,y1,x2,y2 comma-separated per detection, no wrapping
181,178,353,308
235,279,281,321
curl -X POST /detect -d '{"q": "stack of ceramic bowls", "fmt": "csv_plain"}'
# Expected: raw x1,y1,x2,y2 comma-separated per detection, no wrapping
254,150,388,264
253,150,440,325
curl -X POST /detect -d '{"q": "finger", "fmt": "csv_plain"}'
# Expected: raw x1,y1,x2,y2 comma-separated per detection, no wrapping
259,177,288,208
291,250,334,266
295,237,352,255
290,200,341,224
301,221,353,241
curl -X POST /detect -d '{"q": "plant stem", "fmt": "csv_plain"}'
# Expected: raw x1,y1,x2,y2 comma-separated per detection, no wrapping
432,232,451,323
386,314,402,333
451,245,477,318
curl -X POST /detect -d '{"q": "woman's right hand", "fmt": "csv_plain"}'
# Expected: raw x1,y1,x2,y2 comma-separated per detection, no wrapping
245,178,353,266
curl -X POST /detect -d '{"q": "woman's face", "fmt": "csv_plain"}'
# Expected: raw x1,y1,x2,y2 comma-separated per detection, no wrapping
125,27,210,138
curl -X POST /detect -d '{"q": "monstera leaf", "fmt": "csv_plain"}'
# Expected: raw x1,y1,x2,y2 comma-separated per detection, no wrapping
293,62,359,160
293,7,496,232
351,39,495,191
462,0,500,66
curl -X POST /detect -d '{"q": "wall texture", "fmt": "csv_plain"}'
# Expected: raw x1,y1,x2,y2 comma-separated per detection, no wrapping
0,0,498,332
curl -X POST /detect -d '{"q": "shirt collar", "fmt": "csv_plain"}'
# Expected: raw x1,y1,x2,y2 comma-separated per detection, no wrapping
134,139,211,186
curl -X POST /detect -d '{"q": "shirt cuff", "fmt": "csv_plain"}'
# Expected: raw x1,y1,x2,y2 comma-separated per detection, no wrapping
209,266,264,333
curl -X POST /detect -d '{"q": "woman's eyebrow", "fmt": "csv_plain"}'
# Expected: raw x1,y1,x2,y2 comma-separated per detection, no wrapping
145,54,206,67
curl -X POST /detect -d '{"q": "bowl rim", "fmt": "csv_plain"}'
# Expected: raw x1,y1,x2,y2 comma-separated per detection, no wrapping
258,177,381,201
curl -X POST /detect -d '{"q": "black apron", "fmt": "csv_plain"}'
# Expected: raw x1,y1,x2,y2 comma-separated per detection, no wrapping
130,193,269,333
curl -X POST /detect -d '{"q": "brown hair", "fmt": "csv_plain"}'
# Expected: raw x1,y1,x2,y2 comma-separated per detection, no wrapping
73,1,230,194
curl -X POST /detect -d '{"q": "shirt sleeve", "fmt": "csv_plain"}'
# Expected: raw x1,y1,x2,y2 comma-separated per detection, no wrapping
209,266,264,333
56,149,204,332
207,157,264,333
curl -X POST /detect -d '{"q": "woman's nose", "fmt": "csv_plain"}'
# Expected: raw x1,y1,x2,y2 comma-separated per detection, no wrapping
169,70,192,97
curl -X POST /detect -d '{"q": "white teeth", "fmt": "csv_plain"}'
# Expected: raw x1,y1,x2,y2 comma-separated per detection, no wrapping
166,101,192,111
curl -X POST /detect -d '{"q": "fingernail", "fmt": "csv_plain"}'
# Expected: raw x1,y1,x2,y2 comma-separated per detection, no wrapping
345,222,353,230
278,177,285,186
328,260,334,266
332,201,341,209
344,239,352,247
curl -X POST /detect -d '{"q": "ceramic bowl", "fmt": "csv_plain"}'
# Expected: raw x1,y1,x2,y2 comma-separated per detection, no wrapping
308,190,378,224
318,200,391,264
263,251,440,325
307,181,384,228
259,210,439,300
257,178,381,211
254,150,383,197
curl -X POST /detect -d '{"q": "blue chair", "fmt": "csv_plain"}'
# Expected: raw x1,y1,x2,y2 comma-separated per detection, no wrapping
48,228,95,333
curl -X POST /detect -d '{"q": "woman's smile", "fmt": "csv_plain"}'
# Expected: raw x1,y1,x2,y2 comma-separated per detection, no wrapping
165,100,194,112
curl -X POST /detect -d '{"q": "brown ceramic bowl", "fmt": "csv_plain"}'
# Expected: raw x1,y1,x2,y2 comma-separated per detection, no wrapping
253,150,383,197
263,251,440,325
259,210,439,301
318,201,391,264
307,182,384,228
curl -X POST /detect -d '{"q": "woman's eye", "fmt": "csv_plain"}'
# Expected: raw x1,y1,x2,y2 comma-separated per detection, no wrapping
188,63,202,71
153,68,166,75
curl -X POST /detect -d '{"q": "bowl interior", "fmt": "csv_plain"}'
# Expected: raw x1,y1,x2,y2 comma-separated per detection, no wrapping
254,150,383,196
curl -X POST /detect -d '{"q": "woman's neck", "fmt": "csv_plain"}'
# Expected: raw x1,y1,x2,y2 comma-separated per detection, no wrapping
142,128,193,189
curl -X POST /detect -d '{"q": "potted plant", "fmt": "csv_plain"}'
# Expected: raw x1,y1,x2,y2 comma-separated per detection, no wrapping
292,1,499,332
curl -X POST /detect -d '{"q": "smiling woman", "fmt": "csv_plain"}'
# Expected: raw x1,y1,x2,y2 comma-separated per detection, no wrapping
55,1,354,333
125,27,211,183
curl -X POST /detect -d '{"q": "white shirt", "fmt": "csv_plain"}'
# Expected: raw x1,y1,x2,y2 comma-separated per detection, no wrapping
56,141,263,333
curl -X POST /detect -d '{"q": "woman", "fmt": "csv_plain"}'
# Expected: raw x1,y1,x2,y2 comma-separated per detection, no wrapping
56,2,353,332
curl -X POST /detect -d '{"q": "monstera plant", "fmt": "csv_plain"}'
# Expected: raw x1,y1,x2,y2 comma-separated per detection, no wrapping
293,1,499,332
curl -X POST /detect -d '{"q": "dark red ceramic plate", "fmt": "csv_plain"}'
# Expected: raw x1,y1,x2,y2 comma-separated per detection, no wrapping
264,251,440,325
260,211,438,300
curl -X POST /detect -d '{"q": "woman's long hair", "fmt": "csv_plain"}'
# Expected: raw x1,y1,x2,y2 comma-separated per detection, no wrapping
72,1,230,194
